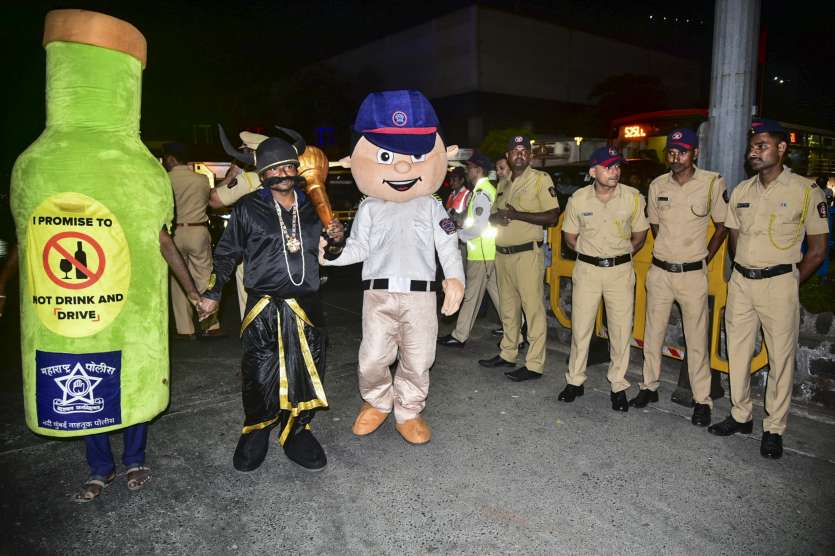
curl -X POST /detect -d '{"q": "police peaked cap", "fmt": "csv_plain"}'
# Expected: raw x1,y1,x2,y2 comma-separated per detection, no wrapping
218,124,306,174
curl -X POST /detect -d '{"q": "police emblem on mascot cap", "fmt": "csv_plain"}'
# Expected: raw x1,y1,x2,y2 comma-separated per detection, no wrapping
354,90,439,156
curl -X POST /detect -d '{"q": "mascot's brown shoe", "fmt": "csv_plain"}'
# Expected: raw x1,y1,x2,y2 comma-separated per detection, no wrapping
352,403,390,436
395,416,431,445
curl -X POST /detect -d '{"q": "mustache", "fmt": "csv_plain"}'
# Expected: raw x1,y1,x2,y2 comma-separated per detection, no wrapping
263,175,307,189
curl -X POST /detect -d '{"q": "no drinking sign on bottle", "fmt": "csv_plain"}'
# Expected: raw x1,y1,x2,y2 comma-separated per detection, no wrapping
27,191,131,337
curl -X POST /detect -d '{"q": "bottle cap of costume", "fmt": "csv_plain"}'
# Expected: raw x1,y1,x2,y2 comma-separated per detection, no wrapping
353,90,439,156
218,124,305,175
507,135,532,150
588,146,625,168
750,118,786,135
666,128,698,151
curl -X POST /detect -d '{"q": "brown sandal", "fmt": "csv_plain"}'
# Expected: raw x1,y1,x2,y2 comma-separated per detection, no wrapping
73,472,116,503
125,465,151,491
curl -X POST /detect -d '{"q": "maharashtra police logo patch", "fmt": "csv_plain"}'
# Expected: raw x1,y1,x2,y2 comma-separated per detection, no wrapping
671,131,683,140
392,111,408,127
439,218,457,235
819,202,828,219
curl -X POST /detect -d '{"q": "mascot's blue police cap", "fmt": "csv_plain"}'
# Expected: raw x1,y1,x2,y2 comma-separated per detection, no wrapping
588,146,625,168
353,90,439,156
666,128,698,151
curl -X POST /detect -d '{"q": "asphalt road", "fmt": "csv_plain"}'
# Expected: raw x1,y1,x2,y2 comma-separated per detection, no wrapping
1,266,834,555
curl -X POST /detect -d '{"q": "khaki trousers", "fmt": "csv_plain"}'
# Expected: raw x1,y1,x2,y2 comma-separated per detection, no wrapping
451,258,500,342
358,290,437,423
641,265,711,405
566,260,635,392
726,270,799,435
495,247,546,373
171,226,219,334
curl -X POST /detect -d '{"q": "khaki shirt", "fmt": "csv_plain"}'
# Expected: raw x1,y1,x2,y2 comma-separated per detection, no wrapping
725,166,829,267
214,171,261,206
169,165,210,223
563,183,649,257
492,166,559,246
648,167,727,262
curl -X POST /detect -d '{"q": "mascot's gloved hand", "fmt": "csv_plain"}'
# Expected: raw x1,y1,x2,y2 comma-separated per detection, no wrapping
441,278,465,316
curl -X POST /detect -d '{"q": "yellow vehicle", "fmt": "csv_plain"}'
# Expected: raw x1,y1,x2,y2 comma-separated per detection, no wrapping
547,214,768,375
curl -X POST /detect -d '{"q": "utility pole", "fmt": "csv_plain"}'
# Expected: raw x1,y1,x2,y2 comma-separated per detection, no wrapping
673,0,761,408
701,0,761,192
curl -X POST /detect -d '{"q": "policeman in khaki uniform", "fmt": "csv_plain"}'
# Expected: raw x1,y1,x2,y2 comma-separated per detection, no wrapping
630,129,728,427
162,143,222,338
478,135,560,381
208,131,267,319
438,151,500,347
709,119,829,459
558,146,649,411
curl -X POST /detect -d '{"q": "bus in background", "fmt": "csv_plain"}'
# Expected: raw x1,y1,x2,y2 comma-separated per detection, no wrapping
611,108,835,182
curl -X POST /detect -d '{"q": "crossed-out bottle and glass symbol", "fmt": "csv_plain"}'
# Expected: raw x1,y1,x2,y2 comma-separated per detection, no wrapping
59,241,89,280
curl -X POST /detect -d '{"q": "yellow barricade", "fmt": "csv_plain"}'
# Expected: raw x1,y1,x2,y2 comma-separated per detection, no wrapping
547,213,768,374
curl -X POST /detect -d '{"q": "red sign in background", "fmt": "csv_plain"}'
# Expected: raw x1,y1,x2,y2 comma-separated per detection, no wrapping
42,231,106,290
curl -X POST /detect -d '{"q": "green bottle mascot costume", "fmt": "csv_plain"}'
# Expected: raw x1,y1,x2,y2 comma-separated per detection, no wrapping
11,10,175,499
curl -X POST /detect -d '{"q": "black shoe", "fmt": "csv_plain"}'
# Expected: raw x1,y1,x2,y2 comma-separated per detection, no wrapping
760,431,783,459
504,367,542,382
283,429,327,470
478,355,515,368
491,327,504,337
437,334,466,347
628,389,659,408
557,384,584,402
233,427,271,472
708,415,753,436
691,403,711,427
611,391,629,412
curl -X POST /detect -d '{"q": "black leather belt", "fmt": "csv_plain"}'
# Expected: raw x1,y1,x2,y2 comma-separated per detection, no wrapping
577,253,631,267
652,257,705,273
495,241,543,255
361,279,438,292
176,222,209,227
734,263,793,280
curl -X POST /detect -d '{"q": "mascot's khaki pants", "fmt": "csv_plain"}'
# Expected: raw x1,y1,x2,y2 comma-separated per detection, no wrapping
171,226,219,334
496,248,547,372
452,258,500,342
641,265,711,406
359,290,437,423
726,270,799,435
566,260,634,393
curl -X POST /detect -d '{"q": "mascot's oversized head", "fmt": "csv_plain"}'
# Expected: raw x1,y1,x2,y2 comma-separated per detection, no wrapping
342,90,458,202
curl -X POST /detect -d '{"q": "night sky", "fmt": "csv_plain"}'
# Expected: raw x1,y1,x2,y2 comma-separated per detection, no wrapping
2,0,833,187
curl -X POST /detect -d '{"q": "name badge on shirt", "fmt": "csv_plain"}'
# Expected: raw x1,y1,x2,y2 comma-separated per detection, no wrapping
657,196,669,201
736,202,750,208
581,211,593,216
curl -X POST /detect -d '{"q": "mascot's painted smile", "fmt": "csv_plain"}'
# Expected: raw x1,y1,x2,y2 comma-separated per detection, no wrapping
383,177,422,192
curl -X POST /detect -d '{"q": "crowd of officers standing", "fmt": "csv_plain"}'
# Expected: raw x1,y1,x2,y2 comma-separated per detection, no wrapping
164,120,829,462
438,120,829,461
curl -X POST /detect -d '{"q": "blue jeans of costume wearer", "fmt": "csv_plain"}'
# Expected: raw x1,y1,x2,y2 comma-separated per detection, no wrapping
84,422,148,477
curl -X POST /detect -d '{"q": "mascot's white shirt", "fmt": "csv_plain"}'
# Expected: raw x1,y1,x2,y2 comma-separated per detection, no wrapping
323,196,464,292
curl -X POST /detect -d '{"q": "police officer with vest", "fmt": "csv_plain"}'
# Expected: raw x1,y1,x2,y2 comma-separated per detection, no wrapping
558,146,649,411
438,151,500,347
629,129,728,426
478,136,560,381
708,119,829,459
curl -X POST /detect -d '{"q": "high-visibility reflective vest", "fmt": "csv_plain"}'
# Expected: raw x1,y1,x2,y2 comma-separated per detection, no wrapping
464,178,497,261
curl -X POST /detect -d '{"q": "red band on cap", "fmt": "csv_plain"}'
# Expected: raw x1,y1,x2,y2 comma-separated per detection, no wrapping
670,142,693,150
595,156,622,167
364,127,437,135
